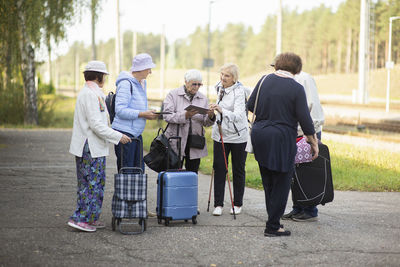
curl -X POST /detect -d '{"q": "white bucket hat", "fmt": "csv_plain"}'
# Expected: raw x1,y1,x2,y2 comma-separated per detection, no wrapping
130,53,156,72
84,61,109,74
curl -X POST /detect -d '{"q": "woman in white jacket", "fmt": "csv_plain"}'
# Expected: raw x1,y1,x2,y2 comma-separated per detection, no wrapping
68,61,130,232
210,63,249,216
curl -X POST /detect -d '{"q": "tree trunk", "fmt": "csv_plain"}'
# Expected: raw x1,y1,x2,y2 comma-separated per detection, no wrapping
17,0,38,125
351,36,358,73
47,45,52,85
345,28,352,73
336,39,342,73
323,43,328,73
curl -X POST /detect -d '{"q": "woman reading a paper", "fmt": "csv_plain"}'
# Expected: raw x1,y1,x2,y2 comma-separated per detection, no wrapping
162,69,216,173
209,63,249,216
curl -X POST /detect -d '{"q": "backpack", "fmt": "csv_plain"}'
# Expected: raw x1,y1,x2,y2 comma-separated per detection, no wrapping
105,79,132,123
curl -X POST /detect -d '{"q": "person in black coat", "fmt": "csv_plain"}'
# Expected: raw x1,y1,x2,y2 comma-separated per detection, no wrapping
247,52,319,237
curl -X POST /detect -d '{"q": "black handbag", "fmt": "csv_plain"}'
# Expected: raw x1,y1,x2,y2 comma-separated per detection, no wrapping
188,134,206,149
187,119,206,149
144,125,180,172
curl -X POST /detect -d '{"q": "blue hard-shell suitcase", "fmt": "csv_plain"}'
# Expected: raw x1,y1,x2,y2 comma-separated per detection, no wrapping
157,170,198,226
156,135,198,226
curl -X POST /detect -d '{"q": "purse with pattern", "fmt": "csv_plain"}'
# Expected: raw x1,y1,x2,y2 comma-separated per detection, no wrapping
295,137,313,164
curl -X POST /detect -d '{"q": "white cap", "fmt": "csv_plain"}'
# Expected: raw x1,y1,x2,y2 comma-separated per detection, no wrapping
84,61,109,74
130,53,156,72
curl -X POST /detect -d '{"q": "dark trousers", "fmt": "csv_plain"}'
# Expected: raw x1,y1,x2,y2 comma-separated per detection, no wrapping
182,157,201,173
183,139,201,173
292,131,322,217
114,131,144,173
259,164,292,231
213,141,247,207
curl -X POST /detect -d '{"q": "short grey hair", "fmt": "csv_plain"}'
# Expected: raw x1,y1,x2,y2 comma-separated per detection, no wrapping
220,63,239,82
184,69,202,82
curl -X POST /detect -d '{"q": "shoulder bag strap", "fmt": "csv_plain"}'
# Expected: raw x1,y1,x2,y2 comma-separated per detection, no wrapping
250,75,267,126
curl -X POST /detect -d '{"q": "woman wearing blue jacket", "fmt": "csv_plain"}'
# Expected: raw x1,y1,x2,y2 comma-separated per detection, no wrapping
112,53,159,172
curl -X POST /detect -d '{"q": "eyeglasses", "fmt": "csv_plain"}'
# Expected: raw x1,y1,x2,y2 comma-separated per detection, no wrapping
191,83,203,87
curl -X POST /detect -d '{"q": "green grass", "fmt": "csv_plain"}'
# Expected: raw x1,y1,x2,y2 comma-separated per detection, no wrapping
50,95,76,128
324,140,400,191
5,88,398,192
142,120,400,192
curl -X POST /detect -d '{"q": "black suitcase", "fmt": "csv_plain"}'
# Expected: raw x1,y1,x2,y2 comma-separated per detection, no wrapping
292,142,334,206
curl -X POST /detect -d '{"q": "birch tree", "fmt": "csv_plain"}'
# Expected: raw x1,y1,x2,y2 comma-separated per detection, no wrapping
0,0,80,125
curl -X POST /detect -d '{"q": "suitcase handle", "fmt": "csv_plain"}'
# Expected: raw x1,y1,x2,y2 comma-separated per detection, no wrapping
167,136,182,170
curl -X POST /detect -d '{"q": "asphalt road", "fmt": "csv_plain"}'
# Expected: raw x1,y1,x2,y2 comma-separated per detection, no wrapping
0,129,399,266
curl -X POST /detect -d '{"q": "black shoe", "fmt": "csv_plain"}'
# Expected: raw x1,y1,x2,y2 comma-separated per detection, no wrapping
264,228,291,237
292,213,318,222
281,210,300,220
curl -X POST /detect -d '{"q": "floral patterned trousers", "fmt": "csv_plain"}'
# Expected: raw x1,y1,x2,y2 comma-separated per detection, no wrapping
70,141,106,223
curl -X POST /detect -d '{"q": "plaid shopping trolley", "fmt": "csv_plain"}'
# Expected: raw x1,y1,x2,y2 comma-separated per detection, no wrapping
111,137,147,234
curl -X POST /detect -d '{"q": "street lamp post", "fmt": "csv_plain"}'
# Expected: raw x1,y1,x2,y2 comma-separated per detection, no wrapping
385,16,400,113
276,0,282,55
207,0,215,100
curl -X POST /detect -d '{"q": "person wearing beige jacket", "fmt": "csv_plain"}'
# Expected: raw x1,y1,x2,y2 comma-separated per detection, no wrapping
162,69,216,173
68,61,130,232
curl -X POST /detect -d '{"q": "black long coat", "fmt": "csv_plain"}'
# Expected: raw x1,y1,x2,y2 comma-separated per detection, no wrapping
247,74,315,172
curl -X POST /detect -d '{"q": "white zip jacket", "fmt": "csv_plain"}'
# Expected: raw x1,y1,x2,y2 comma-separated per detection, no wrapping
294,71,325,135
69,82,122,158
211,81,249,143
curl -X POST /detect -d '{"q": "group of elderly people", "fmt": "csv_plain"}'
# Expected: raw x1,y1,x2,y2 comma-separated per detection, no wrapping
68,52,320,237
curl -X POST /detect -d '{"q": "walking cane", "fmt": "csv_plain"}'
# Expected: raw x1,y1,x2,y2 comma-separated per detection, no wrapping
207,169,214,212
217,120,236,220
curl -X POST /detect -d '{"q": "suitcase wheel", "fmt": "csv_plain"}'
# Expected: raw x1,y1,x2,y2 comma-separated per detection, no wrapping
139,219,147,231
184,219,188,222
112,216,116,231
164,218,170,226
192,216,197,225
158,218,162,224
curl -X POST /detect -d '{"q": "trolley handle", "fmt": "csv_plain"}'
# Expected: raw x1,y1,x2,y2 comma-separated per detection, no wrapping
119,136,143,174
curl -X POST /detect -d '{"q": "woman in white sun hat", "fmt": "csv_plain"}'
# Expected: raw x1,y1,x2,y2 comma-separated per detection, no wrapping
68,61,131,232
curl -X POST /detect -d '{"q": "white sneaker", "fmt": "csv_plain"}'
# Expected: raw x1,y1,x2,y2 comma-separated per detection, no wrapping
230,206,242,215
212,206,223,216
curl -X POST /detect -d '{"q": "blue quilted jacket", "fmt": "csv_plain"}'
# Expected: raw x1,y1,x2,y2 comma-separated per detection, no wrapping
111,71,148,137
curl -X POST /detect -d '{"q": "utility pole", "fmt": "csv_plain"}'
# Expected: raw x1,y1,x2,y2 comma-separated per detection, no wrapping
385,16,400,113
132,31,137,57
74,50,79,97
276,0,282,55
358,0,369,104
206,1,214,100
115,0,121,74
91,0,97,60
160,25,166,99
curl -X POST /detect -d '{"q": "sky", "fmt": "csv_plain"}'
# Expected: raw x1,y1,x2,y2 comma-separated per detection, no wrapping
53,0,346,57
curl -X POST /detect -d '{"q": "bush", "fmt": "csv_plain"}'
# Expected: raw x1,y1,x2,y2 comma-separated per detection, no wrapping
37,92,56,127
37,76,55,95
0,83,24,125
0,79,57,126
